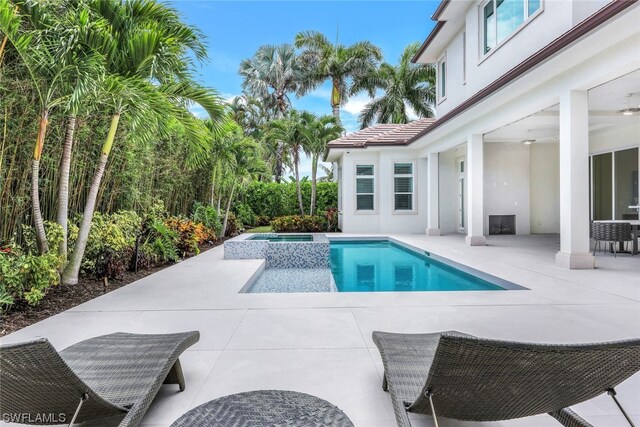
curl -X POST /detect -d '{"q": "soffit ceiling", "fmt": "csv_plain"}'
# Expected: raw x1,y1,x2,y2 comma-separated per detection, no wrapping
484,70,640,143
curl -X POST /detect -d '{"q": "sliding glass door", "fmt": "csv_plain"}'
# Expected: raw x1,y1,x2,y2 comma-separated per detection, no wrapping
615,148,639,220
590,147,639,220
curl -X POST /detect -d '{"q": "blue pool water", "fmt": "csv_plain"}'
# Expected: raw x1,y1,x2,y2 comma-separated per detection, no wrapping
329,240,504,292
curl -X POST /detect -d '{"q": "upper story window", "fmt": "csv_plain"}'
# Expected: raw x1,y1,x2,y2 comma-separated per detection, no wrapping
483,0,541,55
356,164,375,211
394,162,414,211
437,55,446,100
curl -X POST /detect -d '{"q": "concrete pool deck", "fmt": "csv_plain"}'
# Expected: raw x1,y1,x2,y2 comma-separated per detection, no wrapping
1,233,639,426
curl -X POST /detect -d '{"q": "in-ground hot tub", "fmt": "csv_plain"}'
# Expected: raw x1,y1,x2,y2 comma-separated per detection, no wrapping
224,233,329,268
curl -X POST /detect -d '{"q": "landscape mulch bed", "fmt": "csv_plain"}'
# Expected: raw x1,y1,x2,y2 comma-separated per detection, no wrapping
1,242,219,337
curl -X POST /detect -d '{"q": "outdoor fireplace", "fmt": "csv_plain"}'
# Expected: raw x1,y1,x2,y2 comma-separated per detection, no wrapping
489,215,516,235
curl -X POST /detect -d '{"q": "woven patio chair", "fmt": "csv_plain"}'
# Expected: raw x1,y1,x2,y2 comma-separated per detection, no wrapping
592,221,633,257
0,331,199,427
372,330,640,427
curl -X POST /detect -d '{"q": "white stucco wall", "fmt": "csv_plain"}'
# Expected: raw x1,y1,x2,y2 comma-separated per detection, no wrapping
484,142,531,235
437,0,577,115
438,148,465,234
530,143,560,233
338,149,428,234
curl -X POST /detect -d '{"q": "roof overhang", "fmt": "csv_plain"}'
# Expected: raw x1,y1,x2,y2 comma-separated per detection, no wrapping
413,0,474,64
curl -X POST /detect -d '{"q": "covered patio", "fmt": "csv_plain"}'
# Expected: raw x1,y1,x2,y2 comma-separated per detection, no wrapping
2,233,639,427
427,70,639,269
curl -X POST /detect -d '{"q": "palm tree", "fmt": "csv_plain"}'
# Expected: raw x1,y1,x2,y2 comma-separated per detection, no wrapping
352,42,436,129
220,129,267,235
229,93,274,138
301,114,342,215
61,0,225,285
239,44,306,182
0,0,101,254
295,30,381,124
265,110,309,215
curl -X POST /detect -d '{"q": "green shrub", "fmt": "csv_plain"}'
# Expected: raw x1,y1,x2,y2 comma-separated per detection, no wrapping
255,215,271,226
234,203,256,227
270,215,327,233
242,181,338,218
81,211,141,279
225,212,240,237
165,216,215,255
139,217,179,265
0,239,63,312
192,202,222,238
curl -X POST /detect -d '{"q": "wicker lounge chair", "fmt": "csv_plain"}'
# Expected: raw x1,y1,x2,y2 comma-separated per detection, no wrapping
0,331,199,427
372,330,640,427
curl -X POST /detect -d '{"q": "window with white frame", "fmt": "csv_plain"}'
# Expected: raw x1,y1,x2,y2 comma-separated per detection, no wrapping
356,165,375,211
482,0,541,55
394,162,414,211
437,55,446,100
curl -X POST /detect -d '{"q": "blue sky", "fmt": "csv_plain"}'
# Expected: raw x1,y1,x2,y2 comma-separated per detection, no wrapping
169,0,438,177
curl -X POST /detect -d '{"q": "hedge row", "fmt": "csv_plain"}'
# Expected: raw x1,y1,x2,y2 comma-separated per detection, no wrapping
237,181,337,222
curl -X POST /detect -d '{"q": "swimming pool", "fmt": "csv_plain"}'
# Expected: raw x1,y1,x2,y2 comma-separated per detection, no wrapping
329,240,506,292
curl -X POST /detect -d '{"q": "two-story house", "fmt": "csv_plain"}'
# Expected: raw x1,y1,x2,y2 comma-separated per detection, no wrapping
326,0,640,269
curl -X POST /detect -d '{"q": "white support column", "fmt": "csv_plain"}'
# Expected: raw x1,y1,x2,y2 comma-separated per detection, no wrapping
465,134,486,246
555,90,594,269
426,153,440,236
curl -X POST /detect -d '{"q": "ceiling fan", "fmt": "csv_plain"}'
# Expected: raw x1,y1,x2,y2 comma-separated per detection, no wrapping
521,129,537,145
520,129,556,145
619,93,640,116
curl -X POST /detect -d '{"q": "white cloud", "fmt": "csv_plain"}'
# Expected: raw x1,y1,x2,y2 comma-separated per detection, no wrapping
221,92,239,104
342,93,372,115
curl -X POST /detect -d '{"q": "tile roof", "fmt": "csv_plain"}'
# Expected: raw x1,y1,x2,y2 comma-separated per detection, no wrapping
327,118,436,149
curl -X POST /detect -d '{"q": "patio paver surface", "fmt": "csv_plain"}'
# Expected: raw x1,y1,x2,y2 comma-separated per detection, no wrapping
1,234,639,427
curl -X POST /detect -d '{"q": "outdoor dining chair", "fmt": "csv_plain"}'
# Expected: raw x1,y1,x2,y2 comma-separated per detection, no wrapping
0,331,199,427
592,221,634,257
373,330,640,427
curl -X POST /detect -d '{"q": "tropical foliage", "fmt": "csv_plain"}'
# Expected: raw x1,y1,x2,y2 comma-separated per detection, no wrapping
1,0,436,314
295,30,381,124
351,42,436,128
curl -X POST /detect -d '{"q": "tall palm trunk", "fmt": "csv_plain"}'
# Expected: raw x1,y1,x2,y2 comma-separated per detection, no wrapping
222,182,236,236
294,150,304,216
274,97,286,183
274,142,283,183
62,112,120,285
209,165,217,206
310,153,318,216
331,81,341,125
57,114,76,259
32,108,50,254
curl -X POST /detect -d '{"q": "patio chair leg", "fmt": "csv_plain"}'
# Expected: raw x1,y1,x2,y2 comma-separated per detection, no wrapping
426,390,440,427
68,393,88,427
163,359,186,391
607,388,635,427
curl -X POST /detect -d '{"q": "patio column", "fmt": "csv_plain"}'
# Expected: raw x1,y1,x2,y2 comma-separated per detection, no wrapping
555,90,595,269
466,134,486,246
426,152,440,236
